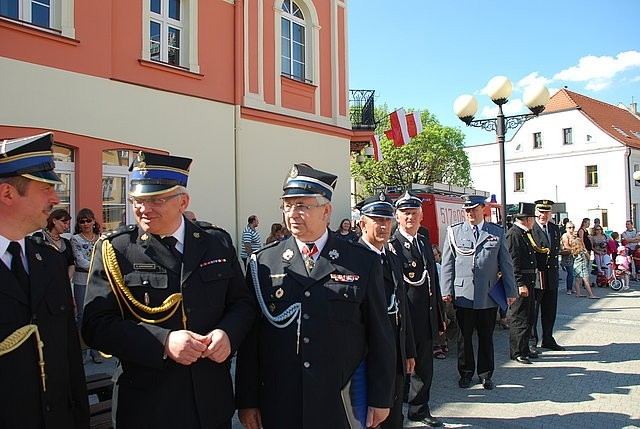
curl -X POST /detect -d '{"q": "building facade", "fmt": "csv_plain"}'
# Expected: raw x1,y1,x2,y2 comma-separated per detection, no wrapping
1,0,372,240
465,89,640,232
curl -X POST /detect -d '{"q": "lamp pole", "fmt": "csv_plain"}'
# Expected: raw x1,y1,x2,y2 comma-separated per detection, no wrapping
454,76,550,229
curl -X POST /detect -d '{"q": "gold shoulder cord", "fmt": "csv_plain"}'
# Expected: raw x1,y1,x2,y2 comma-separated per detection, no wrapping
0,324,46,392
101,239,187,329
526,231,550,254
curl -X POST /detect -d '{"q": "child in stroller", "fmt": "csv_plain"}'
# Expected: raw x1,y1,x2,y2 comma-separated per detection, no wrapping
613,246,632,290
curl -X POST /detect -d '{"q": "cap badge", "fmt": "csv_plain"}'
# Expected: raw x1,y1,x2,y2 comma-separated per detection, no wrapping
379,192,385,201
283,249,294,261
289,165,298,179
275,288,284,299
328,249,340,260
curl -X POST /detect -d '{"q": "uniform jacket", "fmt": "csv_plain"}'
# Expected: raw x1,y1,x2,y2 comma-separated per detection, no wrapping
0,236,89,429
82,219,255,429
389,229,445,341
235,232,395,429
441,222,517,309
357,238,416,368
531,222,560,290
504,225,537,289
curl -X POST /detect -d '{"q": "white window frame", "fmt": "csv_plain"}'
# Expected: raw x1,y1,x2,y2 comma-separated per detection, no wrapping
514,172,525,192
281,0,307,82
533,132,542,149
586,165,598,187
103,165,134,228
141,0,199,72
1,0,75,37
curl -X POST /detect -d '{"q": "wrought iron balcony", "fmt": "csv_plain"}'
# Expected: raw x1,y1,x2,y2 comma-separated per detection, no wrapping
349,89,376,130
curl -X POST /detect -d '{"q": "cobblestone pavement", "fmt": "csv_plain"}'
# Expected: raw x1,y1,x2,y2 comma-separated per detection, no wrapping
86,277,640,429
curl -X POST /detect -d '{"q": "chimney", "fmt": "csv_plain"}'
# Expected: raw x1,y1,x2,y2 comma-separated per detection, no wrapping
631,102,638,115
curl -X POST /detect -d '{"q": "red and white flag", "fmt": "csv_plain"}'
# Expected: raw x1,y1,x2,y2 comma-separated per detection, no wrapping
388,108,410,146
406,112,423,137
371,135,383,161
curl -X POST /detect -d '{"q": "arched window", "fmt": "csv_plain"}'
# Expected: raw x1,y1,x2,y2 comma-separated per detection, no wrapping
281,0,307,82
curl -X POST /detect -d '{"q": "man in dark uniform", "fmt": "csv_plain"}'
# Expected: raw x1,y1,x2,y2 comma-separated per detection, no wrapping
236,164,395,429
356,192,416,429
441,195,517,390
0,132,89,428
505,203,539,364
389,190,444,427
530,199,564,351
82,152,255,429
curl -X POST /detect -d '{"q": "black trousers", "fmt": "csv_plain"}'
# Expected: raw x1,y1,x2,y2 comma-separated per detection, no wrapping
509,285,535,358
531,287,559,346
407,337,433,420
456,307,496,380
380,369,406,429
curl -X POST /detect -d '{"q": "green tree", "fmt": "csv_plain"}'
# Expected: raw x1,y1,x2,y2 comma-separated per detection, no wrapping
351,107,471,200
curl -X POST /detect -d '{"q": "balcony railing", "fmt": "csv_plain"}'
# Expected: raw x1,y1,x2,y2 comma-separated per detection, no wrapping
349,89,376,130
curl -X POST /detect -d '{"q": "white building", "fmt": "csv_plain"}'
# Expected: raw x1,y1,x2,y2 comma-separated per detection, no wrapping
465,89,640,232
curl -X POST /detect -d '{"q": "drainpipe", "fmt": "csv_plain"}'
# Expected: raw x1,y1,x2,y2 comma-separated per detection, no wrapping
233,0,244,247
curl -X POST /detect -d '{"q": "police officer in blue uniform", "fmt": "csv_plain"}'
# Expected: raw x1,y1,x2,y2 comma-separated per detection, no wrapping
356,192,416,429
441,195,517,390
504,202,539,364
0,132,89,428
82,152,255,429
236,164,395,429
389,190,444,427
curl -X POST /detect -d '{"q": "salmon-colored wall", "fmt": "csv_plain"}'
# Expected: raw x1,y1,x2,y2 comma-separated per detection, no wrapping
0,126,165,226
262,5,276,105
318,3,332,119
281,77,316,113
338,6,346,117
247,0,259,95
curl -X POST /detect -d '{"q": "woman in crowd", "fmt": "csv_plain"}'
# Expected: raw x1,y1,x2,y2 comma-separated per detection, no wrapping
590,225,608,275
560,221,576,294
71,208,103,363
334,218,359,242
265,222,285,244
571,234,599,299
32,209,75,279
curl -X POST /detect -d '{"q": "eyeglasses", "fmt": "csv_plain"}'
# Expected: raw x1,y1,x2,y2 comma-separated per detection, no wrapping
78,218,93,224
567,227,575,229
280,202,326,214
129,193,184,207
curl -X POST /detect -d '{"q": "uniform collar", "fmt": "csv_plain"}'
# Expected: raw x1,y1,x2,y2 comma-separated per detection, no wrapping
398,227,418,242
361,237,383,255
295,228,329,258
515,222,529,232
160,216,186,254
469,220,484,230
0,235,26,269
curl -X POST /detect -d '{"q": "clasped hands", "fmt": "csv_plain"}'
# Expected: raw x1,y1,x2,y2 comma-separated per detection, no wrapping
164,329,230,365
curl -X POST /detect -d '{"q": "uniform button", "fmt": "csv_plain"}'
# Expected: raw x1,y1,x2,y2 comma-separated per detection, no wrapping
303,361,311,368
303,313,310,320
143,280,149,285
343,293,349,298
304,291,311,297
303,337,310,344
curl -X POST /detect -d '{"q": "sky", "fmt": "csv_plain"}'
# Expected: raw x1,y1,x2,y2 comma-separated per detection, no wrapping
347,0,640,146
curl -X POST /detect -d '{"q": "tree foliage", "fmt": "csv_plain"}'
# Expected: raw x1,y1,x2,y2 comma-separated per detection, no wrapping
351,106,471,200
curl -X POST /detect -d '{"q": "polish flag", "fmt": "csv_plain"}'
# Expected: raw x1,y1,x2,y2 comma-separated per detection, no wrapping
388,108,410,146
406,112,423,137
371,135,383,161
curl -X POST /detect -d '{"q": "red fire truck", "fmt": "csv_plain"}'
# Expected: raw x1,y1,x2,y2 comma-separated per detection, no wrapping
387,185,503,248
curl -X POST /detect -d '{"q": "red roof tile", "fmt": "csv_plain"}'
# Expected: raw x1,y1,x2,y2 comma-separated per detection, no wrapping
543,88,640,148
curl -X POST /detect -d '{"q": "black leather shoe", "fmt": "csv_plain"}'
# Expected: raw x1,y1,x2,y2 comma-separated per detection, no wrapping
480,378,494,390
528,347,540,357
409,414,443,427
515,356,532,364
542,343,565,351
458,377,472,388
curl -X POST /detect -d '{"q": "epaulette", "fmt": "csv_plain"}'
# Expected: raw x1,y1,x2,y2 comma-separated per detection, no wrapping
100,224,137,240
193,220,225,234
450,222,464,228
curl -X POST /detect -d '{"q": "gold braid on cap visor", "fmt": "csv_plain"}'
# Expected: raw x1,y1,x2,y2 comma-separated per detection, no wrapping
101,239,187,329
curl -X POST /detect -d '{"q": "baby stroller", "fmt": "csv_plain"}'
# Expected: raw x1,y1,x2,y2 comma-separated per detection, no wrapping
604,260,624,291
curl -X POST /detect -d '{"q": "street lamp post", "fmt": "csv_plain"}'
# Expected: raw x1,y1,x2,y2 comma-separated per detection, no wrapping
454,76,550,229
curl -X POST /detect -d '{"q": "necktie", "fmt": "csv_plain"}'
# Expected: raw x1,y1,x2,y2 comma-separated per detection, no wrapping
413,237,422,254
162,236,182,261
473,225,479,241
7,241,29,297
301,243,318,272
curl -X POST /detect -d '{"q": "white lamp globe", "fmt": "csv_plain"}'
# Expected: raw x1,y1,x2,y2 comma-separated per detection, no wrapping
454,94,478,124
486,76,512,105
523,84,550,115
